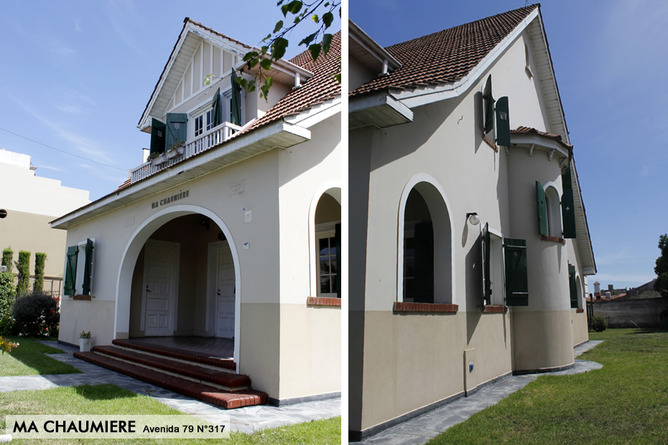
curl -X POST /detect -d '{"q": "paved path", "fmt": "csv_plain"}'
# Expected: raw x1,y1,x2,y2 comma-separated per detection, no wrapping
355,341,604,445
0,341,340,434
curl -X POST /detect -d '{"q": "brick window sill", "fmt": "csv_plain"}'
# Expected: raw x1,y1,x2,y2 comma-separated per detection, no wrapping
541,235,565,244
483,305,508,314
72,295,92,301
393,302,458,314
575,308,584,313
307,297,341,307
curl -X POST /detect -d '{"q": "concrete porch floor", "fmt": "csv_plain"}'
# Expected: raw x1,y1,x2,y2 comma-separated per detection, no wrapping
125,336,234,359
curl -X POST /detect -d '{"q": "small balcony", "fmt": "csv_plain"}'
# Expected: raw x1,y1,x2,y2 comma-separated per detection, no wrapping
130,121,242,184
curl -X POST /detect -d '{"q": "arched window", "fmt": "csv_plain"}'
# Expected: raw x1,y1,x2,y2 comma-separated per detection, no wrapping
314,191,341,298
400,181,452,304
545,186,562,239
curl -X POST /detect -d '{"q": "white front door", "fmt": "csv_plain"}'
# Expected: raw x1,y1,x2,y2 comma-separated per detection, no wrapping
143,240,179,336
215,243,235,338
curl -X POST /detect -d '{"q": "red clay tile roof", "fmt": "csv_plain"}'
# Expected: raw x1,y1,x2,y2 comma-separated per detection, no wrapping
512,126,573,149
244,32,341,132
351,5,538,97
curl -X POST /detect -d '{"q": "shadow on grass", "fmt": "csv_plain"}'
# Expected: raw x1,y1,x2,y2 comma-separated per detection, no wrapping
630,326,668,334
73,384,141,401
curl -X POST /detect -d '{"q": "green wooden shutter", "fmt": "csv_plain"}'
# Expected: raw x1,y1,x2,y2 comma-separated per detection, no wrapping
166,113,188,150
561,164,576,238
482,223,491,305
496,96,511,147
413,222,434,303
335,223,341,299
82,239,94,296
504,238,528,306
211,88,221,128
64,246,78,297
231,70,242,126
568,263,578,308
150,118,166,155
483,75,495,133
536,181,548,236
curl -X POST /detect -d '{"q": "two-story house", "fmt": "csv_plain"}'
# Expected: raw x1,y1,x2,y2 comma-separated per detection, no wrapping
52,18,341,408
349,5,595,439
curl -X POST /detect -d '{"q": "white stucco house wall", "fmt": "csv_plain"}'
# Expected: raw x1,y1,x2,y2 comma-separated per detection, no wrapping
348,5,595,438
0,148,90,291
52,18,341,406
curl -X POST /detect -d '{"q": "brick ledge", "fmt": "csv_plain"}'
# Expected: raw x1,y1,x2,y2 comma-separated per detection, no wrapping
541,235,566,244
483,305,508,314
307,296,341,307
393,302,458,314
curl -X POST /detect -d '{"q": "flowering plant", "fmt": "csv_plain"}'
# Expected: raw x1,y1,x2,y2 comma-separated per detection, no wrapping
0,336,18,354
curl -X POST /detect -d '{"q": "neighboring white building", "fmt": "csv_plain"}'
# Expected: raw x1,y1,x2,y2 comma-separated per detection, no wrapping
349,5,595,438
52,18,341,407
0,148,90,286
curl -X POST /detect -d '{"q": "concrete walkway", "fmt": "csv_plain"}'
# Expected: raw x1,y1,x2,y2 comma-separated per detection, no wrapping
355,341,604,445
0,341,340,434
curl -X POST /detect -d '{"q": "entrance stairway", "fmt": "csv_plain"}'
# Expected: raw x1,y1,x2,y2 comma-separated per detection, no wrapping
73,339,267,409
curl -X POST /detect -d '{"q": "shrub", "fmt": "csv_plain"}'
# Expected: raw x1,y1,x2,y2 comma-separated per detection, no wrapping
0,316,14,336
0,336,18,354
12,293,59,337
591,315,607,332
34,252,46,293
1,248,12,273
16,251,30,297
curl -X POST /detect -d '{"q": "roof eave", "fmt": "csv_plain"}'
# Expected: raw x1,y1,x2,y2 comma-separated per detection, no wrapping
52,119,311,230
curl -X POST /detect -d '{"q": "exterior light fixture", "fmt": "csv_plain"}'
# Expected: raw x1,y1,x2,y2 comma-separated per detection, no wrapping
466,212,480,226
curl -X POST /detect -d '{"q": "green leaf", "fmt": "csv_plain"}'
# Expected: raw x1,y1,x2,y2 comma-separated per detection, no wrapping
322,33,333,55
271,37,288,60
312,14,319,22
242,51,258,62
260,58,272,71
273,20,283,33
309,43,321,61
299,31,318,47
322,12,334,28
288,0,302,14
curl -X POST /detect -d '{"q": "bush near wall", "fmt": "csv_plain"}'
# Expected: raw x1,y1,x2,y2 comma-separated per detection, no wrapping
16,251,30,297
12,293,59,337
1,248,12,273
0,272,16,336
34,252,47,293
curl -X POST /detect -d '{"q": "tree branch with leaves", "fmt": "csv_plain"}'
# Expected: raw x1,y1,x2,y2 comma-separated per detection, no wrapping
238,0,340,99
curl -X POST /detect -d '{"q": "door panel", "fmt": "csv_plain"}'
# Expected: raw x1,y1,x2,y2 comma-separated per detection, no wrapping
143,241,179,336
215,244,235,338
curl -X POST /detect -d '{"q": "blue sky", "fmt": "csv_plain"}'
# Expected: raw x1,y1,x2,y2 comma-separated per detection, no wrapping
1,1,665,290
0,0,333,198
351,0,668,290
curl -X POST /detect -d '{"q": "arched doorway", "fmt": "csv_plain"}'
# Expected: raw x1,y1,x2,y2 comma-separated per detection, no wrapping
115,205,241,366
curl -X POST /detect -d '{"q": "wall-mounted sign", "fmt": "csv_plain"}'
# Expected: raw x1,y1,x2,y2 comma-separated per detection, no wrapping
151,190,189,209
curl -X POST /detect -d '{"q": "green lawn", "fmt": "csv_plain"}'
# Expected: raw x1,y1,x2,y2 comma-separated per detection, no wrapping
428,328,668,444
0,384,341,444
0,337,80,376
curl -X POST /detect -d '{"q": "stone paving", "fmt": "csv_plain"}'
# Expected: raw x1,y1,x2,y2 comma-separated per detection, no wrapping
354,340,604,445
0,341,340,434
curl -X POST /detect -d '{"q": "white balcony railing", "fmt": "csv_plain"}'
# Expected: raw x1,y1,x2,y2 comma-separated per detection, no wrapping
130,121,242,184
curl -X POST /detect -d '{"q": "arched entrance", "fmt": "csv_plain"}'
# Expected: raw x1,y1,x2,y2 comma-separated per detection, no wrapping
115,205,241,367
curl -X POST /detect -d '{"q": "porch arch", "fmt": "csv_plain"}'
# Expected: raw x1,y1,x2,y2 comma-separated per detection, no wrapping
114,204,241,368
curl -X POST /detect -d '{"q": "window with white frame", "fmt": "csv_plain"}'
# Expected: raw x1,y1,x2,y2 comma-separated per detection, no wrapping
193,108,213,137
313,192,341,298
482,224,505,306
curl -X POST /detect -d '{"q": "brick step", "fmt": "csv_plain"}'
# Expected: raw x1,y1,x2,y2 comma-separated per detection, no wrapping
112,339,235,370
73,351,267,409
92,345,249,391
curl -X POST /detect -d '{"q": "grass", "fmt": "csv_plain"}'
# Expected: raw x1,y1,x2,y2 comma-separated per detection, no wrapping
428,328,668,444
0,384,340,444
0,337,80,376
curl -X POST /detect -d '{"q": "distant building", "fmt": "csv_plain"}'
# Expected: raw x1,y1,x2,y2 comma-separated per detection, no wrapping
0,149,90,293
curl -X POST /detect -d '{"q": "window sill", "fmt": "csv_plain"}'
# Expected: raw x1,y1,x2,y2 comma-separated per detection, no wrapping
307,296,341,307
575,308,584,313
393,302,458,314
72,295,92,301
483,305,508,314
541,235,565,244
482,133,499,152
